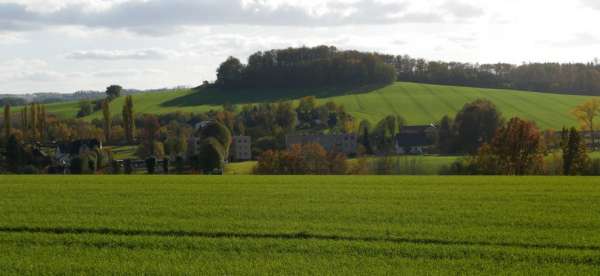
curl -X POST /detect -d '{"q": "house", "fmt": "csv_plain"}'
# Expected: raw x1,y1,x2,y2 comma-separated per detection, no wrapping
230,136,252,161
395,125,437,155
55,139,102,166
285,133,358,155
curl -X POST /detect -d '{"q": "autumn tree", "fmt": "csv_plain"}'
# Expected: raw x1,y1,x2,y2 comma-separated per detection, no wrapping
562,127,590,175
102,99,111,143
138,115,161,158
474,117,543,175
571,99,600,150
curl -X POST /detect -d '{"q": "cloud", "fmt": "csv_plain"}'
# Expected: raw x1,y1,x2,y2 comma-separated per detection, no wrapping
580,0,600,10
440,1,484,18
91,68,167,78
545,33,600,47
66,48,174,60
0,0,436,34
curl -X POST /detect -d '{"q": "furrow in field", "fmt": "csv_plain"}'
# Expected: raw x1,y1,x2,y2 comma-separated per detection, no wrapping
397,85,436,122
475,89,554,128
2,226,599,252
420,84,460,112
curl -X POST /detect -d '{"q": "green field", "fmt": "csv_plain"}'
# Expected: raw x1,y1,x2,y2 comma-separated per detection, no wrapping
37,82,597,129
2,176,600,274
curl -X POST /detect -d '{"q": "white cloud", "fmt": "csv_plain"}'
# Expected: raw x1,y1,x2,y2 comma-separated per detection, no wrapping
66,48,175,60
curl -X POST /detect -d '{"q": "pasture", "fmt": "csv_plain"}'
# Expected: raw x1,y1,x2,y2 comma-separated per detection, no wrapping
37,82,595,129
1,176,600,274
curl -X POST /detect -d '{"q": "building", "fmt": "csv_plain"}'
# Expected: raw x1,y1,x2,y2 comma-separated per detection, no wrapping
285,133,358,155
230,136,252,161
395,125,437,155
188,135,252,161
55,139,102,166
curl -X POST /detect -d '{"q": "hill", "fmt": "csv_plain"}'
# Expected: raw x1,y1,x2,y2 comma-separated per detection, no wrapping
41,82,597,129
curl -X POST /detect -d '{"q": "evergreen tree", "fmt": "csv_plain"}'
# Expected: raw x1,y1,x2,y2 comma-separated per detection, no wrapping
122,96,135,144
3,104,10,142
562,127,590,175
102,99,111,143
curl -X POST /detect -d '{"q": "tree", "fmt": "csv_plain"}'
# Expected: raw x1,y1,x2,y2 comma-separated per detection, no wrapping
106,85,123,100
454,99,503,153
77,100,93,118
122,96,135,144
216,57,245,88
3,104,10,142
5,134,24,172
562,127,590,175
474,117,543,175
102,99,111,143
255,143,347,175
437,115,454,154
140,115,161,157
571,99,600,150
29,103,38,141
358,120,372,154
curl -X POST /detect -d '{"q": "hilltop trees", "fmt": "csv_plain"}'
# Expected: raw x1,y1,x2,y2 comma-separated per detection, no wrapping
215,46,396,89
216,57,245,88
390,55,600,96
571,98,600,149
106,85,123,100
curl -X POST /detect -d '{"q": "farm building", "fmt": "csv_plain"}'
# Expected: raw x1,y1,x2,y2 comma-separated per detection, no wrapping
285,133,358,155
230,136,252,161
54,139,102,166
395,125,437,155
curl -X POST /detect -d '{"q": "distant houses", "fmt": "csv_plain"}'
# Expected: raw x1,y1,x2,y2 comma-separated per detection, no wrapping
189,120,252,162
54,139,103,166
285,133,358,155
395,125,437,155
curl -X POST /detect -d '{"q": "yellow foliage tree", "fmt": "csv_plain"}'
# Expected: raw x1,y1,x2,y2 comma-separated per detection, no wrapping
571,99,600,150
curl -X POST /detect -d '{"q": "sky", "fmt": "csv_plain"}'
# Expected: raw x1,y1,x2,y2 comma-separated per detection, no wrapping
0,0,599,93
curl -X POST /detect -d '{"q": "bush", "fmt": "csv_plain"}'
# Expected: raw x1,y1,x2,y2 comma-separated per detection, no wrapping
255,143,347,175
586,158,600,176
124,159,133,175
145,157,157,174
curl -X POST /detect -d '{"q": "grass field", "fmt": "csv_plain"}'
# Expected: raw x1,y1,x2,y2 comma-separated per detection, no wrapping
36,82,597,129
2,176,600,274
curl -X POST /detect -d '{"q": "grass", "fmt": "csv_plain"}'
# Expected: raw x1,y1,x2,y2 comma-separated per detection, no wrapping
2,176,600,274
34,82,598,129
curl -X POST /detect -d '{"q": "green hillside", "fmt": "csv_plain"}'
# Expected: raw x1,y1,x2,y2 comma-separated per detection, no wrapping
42,82,597,129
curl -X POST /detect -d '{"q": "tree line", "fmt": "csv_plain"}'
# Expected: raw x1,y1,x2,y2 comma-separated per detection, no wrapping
386,55,600,96
215,46,396,89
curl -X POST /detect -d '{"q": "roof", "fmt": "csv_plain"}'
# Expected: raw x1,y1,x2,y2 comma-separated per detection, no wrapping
57,139,101,155
401,124,436,134
396,133,433,147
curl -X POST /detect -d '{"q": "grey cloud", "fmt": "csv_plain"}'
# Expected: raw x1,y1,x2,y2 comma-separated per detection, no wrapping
0,0,437,34
66,49,173,60
440,1,484,18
